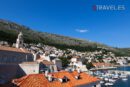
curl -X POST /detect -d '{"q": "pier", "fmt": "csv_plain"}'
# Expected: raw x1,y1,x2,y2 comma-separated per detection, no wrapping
90,67,117,71
110,70,130,75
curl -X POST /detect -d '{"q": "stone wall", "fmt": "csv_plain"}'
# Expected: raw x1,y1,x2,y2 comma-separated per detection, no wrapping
19,63,39,75
0,63,39,84
53,59,62,70
0,50,33,63
0,64,25,84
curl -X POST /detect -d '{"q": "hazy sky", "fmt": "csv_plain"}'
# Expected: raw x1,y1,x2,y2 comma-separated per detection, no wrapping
0,0,130,47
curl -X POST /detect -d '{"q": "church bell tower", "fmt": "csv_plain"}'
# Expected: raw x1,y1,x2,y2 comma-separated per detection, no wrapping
16,32,23,48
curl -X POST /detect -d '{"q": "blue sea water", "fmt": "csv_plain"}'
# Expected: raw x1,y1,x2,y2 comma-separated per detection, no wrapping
117,66,130,71
113,76,130,87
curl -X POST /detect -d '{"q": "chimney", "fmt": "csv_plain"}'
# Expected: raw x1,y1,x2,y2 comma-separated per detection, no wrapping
33,52,38,61
45,72,54,82
75,74,81,80
59,76,68,83
45,70,48,77
48,74,53,82
77,68,81,73
59,78,63,83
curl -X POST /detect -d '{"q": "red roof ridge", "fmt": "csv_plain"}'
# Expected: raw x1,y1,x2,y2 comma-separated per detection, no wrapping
0,46,30,53
12,71,100,87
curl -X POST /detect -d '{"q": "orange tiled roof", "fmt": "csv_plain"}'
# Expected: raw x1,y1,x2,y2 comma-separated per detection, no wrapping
70,71,99,86
12,71,100,87
0,46,30,53
13,74,49,87
49,71,76,87
92,63,112,67
72,56,81,59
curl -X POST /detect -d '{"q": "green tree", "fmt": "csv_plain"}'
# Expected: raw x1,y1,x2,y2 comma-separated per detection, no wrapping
59,57,70,68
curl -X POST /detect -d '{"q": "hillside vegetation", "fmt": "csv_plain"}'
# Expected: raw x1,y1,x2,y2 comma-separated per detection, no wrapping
0,19,130,56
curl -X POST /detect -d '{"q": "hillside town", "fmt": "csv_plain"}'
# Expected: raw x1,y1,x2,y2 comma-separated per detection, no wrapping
0,32,130,87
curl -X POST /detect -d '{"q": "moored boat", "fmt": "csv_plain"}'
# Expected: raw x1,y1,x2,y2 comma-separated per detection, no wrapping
105,82,114,86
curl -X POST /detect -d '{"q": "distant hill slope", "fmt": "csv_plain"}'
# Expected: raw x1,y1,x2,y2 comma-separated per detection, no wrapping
0,19,130,56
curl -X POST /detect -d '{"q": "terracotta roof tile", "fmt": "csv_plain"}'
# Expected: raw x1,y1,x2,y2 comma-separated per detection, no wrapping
92,63,112,67
50,71,76,87
72,56,81,59
13,74,49,87
12,71,100,87
70,71,99,86
0,46,30,53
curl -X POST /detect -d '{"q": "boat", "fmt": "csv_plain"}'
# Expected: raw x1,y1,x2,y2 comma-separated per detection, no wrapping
99,76,104,79
120,74,127,78
104,78,109,81
122,77,128,81
105,82,114,86
109,78,116,82
120,64,128,81
100,80,104,84
112,67,119,79
112,74,119,79
121,74,128,81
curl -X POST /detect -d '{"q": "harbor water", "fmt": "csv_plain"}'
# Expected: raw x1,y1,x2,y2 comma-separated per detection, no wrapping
112,76,130,87
101,66,130,87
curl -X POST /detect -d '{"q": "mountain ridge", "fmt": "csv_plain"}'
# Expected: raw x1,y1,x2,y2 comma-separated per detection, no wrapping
0,19,130,56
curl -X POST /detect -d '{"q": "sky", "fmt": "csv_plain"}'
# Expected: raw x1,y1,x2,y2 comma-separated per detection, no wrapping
0,0,130,48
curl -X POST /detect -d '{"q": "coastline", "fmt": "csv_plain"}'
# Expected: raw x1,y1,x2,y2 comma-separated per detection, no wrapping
114,64,130,67
90,67,117,71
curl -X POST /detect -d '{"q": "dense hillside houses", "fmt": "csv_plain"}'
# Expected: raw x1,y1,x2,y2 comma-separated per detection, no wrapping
91,63,115,70
69,56,88,71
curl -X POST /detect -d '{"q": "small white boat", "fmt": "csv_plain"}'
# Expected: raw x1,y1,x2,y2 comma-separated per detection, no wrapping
109,78,116,82
120,74,127,78
121,76,128,81
122,78,128,81
120,73,128,81
120,65,128,81
112,75,119,79
104,78,109,81
102,74,107,77
99,76,104,79
100,80,104,84
105,82,114,86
